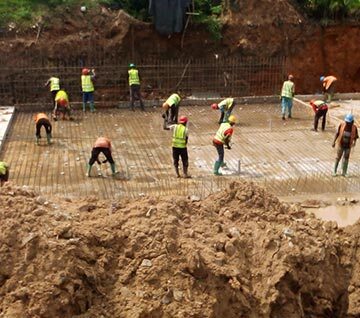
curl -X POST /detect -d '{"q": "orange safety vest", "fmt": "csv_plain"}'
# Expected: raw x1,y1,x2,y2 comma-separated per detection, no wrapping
338,123,357,147
94,137,111,149
323,76,337,90
34,113,49,124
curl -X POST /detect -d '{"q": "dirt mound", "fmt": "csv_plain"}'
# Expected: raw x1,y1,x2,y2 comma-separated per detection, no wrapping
1,181,359,317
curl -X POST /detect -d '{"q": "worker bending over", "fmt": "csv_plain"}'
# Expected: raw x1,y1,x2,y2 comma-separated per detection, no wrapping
213,115,236,176
170,116,190,178
310,100,328,132
320,75,337,102
34,113,52,145
0,161,9,186
53,89,72,121
162,93,181,130
86,137,118,177
211,97,236,124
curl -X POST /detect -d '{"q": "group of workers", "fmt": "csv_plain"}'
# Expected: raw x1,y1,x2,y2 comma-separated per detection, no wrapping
0,67,356,186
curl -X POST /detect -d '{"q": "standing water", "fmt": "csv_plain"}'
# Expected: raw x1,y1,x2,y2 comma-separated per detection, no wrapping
314,205,360,227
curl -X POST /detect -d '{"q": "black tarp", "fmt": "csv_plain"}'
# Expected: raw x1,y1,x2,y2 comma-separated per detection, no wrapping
149,0,190,35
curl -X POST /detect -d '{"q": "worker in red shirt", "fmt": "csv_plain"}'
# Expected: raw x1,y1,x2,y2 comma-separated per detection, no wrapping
310,100,328,132
320,75,337,102
86,137,118,177
332,114,358,177
212,115,236,175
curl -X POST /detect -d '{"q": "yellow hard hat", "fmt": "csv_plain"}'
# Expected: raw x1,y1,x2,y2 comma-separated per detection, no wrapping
228,115,236,124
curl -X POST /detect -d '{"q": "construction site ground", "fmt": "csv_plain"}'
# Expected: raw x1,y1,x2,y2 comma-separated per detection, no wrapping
2,99,360,206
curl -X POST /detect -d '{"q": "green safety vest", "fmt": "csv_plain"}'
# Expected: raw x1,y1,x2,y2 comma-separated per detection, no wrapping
128,69,140,85
0,162,8,175
166,94,181,107
214,122,231,144
50,77,60,91
218,98,233,110
81,75,94,92
172,124,187,148
55,90,69,102
281,80,294,98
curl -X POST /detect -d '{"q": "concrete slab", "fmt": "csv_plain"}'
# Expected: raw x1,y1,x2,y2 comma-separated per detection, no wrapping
0,106,15,153
1,101,360,199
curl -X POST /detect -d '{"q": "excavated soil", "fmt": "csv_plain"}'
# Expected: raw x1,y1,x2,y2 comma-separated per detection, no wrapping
1,181,360,318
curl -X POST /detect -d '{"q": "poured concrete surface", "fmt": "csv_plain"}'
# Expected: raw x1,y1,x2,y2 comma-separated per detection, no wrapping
1,101,360,199
0,106,15,152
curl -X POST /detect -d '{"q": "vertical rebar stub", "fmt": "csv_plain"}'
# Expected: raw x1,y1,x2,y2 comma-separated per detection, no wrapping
237,159,241,174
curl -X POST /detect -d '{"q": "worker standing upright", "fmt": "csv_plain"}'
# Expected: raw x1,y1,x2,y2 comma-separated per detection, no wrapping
34,113,52,145
0,161,9,186
162,93,181,130
280,74,295,120
170,116,190,178
53,89,72,121
128,63,145,111
211,97,236,124
212,115,236,176
44,76,60,108
81,68,96,112
320,75,337,102
86,137,118,177
310,100,328,132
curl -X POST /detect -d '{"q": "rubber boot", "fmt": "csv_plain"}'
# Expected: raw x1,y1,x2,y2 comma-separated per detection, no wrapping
86,164,92,177
213,161,222,176
332,160,339,177
342,159,349,177
110,163,118,175
140,101,145,111
35,136,40,145
183,165,191,178
90,102,95,113
46,133,51,145
175,166,180,178
82,103,86,112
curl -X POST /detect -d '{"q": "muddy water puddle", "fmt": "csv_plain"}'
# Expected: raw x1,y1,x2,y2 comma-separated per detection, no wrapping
314,205,360,227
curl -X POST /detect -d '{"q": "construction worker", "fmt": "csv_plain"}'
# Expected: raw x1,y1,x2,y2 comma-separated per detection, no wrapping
213,115,236,176
53,89,72,121
81,68,96,112
128,63,145,111
320,75,337,102
332,114,358,177
0,161,9,186
280,74,295,120
44,76,60,108
310,100,328,132
162,93,181,130
170,116,190,178
86,137,118,177
211,98,236,124
34,113,52,145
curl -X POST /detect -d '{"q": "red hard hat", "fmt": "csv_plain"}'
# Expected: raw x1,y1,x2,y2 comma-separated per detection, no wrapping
82,68,89,75
211,103,218,110
58,98,67,107
179,116,188,124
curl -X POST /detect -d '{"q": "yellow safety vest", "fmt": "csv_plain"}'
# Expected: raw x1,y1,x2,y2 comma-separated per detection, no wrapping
172,124,187,148
128,69,140,85
0,161,8,175
214,123,231,144
49,77,60,91
166,94,181,107
218,98,233,110
55,90,69,102
281,80,294,98
81,75,94,92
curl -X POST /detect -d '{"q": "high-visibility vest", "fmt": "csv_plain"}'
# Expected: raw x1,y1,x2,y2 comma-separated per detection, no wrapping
323,76,337,90
166,94,181,107
0,161,8,175
128,69,140,86
55,90,69,102
34,113,49,123
214,122,231,144
338,123,357,147
218,98,234,111
312,100,328,111
94,137,111,149
281,80,294,98
172,124,187,148
49,77,60,91
81,75,94,92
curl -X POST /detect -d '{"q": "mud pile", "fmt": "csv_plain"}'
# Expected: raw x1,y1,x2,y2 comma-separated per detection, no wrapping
0,181,359,318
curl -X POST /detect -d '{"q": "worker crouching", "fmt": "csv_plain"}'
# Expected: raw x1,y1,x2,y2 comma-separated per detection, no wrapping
171,116,190,178
162,93,181,130
34,113,52,145
0,161,9,186
310,100,328,132
86,137,118,177
213,115,236,175
211,97,236,124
